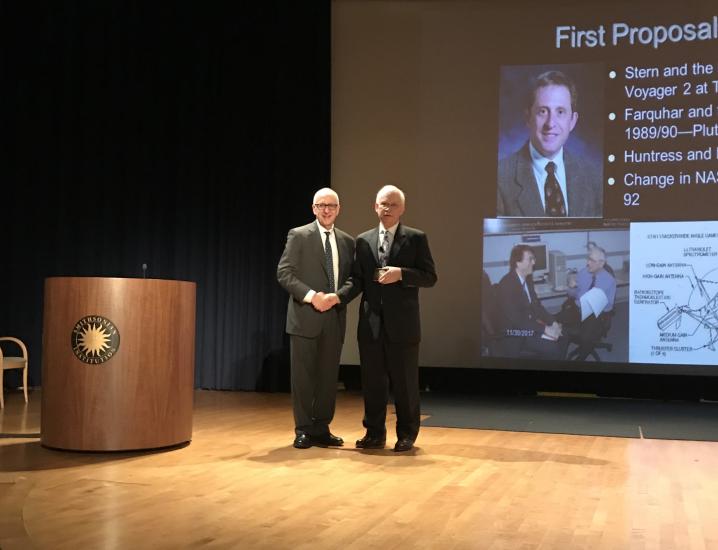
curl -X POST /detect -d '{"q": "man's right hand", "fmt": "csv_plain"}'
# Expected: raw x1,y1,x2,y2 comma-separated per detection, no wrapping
311,292,339,312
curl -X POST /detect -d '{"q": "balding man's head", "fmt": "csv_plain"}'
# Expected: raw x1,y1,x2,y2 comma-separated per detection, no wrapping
374,185,406,228
586,245,606,274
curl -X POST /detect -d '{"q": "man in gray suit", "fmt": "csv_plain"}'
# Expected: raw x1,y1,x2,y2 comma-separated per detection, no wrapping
277,188,356,449
497,70,602,217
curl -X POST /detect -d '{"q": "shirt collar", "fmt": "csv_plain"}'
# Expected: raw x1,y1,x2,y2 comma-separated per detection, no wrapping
529,141,565,174
316,219,334,233
379,222,399,235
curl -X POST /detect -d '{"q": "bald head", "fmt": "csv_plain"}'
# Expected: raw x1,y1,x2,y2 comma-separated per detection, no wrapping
375,185,405,205
312,187,340,230
374,185,406,228
587,245,606,273
313,187,339,205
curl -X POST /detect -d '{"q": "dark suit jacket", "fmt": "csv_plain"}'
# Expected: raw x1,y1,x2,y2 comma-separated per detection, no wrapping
353,224,437,344
495,270,555,338
497,142,602,217
277,221,356,341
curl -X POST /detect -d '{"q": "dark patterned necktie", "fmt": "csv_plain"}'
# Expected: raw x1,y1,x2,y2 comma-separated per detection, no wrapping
324,231,335,292
378,230,390,267
544,161,567,217
589,273,596,290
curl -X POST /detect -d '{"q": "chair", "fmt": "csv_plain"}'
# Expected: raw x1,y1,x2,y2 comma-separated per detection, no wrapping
567,309,614,362
0,337,29,408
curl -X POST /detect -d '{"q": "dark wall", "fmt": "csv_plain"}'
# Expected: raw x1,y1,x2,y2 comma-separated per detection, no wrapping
0,1,330,390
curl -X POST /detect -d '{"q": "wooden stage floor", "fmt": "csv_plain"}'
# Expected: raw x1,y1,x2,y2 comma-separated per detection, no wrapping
2,389,718,549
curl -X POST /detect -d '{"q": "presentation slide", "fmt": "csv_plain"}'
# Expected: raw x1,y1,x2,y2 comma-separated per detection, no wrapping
332,0,718,374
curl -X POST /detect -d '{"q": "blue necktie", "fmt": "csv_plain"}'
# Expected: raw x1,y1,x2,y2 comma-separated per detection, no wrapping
324,231,335,292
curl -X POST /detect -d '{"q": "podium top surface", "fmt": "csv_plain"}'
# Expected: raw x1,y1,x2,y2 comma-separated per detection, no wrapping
45,276,196,286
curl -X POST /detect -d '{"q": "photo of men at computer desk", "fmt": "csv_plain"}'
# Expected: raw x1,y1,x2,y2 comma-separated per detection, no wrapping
481,219,629,364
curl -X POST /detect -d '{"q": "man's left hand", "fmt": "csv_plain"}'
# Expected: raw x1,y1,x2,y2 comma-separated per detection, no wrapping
378,266,402,285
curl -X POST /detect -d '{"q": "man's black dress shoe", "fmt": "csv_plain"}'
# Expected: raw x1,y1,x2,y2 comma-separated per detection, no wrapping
355,434,386,449
311,433,344,447
293,434,312,449
394,439,414,452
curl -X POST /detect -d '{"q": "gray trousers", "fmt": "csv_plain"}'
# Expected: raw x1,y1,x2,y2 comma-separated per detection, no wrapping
289,309,342,436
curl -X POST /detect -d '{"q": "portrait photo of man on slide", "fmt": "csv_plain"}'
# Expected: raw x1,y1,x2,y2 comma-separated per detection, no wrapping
496,64,604,218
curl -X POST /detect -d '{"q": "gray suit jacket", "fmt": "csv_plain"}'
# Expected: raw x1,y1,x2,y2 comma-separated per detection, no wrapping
497,142,602,217
277,221,356,340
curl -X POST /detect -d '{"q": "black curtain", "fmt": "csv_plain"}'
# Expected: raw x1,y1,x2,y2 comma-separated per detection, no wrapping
0,1,330,391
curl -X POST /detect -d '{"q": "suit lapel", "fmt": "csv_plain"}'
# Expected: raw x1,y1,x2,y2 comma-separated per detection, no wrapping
368,227,380,265
516,144,547,217
309,222,329,277
389,224,406,262
525,275,536,305
514,271,530,306
564,150,583,216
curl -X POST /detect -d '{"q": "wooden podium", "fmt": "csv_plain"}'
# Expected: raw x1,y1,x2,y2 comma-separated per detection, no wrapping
41,277,196,451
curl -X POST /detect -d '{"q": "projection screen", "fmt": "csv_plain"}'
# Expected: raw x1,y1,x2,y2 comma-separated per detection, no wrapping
332,0,718,375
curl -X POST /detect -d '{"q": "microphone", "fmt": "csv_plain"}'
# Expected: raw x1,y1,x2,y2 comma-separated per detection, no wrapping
142,263,148,279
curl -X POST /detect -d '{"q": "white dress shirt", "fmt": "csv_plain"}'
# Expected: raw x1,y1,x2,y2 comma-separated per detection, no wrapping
303,220,339,303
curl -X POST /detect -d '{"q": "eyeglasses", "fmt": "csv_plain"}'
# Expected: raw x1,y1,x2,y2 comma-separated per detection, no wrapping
314,203,338,211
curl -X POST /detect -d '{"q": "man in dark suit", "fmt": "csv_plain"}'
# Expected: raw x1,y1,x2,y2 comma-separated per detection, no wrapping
352,185,437,452
497,70,602,218
495,244,567,359
277,188,356,449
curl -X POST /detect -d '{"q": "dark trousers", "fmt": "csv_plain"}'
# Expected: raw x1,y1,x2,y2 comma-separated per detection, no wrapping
358,324,420,442
572,313,608,361
289,309,342,436
520,334,568,360
556,299,611,361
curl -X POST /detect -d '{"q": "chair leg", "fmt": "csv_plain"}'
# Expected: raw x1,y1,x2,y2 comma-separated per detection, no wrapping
1,373,4,409
23,367,28,403
567,343,580,360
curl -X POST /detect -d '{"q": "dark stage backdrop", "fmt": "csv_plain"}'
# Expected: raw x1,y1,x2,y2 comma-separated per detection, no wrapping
0,2,330,390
